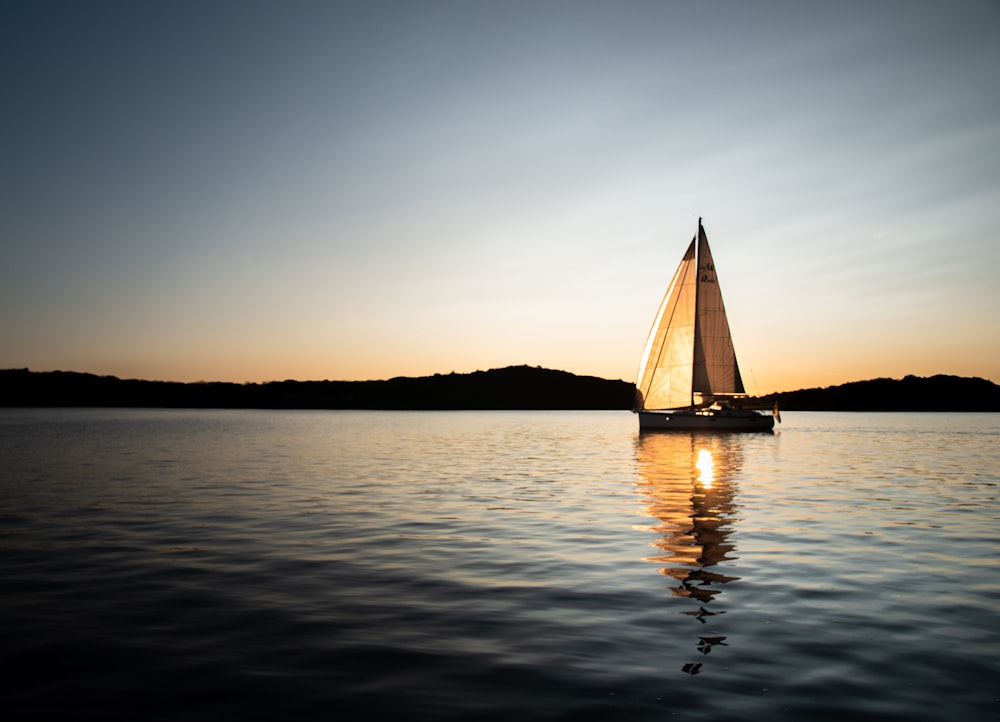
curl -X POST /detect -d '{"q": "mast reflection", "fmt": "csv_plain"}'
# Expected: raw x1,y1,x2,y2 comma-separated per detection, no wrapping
635,432,744,674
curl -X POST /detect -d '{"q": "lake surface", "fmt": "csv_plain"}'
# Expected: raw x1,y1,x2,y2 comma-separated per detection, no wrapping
1,409,997,721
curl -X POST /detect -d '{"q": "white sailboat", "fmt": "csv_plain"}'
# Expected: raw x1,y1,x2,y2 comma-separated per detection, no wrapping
634,218,776,431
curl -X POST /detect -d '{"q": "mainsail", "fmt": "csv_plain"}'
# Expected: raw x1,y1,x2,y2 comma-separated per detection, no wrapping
635,220,745,411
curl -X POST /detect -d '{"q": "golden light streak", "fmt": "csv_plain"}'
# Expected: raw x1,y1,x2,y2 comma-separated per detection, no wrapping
696,448,714,488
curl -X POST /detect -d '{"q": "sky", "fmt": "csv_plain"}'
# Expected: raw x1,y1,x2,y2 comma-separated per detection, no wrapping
2,0,998,392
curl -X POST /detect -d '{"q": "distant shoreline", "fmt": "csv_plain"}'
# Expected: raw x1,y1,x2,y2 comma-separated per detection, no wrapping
1,367,998,412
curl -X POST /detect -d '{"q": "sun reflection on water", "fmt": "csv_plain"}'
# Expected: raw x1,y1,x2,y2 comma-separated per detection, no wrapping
635,433,744,675
696,448,714,487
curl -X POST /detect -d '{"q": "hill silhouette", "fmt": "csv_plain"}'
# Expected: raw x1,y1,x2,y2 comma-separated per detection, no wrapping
0,366,633,410
1,368,997,411
759,375,1000,411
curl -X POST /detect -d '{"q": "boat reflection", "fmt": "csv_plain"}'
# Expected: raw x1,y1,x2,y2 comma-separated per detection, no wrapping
635,432,744,674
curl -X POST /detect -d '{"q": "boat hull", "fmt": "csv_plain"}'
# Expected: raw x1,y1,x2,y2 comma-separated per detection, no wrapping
637,409,775,432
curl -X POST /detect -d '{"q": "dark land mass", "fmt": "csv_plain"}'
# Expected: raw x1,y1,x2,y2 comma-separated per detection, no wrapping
1,368,998,411
759,374,1000,411
0,366,633,410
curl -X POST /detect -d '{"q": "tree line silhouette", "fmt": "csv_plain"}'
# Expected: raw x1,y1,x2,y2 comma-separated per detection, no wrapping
758,374,1000,412
1,367,998,411
0,366,633,410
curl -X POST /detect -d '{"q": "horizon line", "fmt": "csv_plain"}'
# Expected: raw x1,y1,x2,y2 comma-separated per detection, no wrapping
4,365,996,395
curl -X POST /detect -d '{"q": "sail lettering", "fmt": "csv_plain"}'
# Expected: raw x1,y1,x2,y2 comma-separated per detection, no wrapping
700,262,716,283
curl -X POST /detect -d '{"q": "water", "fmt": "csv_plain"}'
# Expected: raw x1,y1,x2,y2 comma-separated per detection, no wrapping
1,409,997,721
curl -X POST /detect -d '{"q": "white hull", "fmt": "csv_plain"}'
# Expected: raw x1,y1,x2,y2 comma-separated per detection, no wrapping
637,409,774,432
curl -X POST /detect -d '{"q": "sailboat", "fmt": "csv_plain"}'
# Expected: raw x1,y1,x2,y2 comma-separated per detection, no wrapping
634,218,776,431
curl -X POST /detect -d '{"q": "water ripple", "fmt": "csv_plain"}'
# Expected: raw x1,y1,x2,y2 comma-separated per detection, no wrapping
0,409,997,721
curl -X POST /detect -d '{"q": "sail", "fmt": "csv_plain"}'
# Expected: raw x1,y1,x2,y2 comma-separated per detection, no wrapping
635,220,746,412
634,238,698,410
692,225,745,397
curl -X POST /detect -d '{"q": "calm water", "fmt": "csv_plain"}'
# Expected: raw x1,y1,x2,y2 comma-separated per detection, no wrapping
1,409,997,721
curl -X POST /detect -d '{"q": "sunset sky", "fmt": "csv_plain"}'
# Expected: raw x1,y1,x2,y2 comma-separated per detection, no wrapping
2,1,998,392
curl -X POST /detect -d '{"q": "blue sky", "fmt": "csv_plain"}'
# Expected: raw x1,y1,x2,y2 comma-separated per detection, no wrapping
2,1,998,391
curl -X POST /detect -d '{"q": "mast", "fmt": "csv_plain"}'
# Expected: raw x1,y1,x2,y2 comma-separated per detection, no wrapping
691,217,702,408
